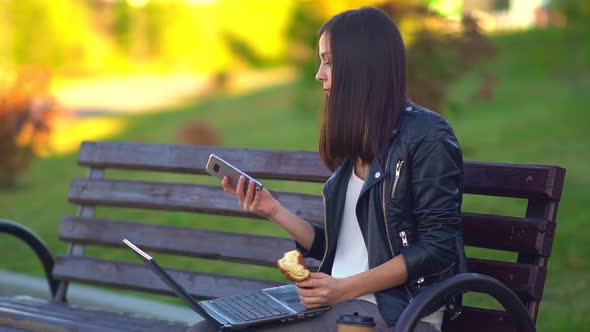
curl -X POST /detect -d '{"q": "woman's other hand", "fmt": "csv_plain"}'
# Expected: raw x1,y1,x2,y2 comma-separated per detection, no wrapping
296,273,351,308
221,175,281,220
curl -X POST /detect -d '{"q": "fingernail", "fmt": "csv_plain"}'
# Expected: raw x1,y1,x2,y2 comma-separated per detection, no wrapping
255,187,261,192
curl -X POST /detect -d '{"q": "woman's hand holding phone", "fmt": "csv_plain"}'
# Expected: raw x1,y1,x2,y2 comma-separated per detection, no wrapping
214,157,315,251
221,175,282,220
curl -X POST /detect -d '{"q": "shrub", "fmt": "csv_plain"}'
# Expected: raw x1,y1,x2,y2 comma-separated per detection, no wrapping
379,4,496,112
281,1,496,114
0,66,58,188
177,121,222,147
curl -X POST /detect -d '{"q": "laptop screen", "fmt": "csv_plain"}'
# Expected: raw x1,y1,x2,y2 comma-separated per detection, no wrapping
122,239,221,328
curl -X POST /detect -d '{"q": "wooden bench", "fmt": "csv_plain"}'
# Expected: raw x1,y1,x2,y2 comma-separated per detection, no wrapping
0,141,566,332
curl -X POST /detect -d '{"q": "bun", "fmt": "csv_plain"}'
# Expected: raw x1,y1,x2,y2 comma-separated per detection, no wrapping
277,250,310,282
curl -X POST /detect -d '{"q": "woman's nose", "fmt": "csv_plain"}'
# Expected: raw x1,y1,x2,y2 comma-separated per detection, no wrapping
315,67,324,82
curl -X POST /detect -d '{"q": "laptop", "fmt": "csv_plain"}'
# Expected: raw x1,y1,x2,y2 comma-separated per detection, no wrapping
122,239,330,331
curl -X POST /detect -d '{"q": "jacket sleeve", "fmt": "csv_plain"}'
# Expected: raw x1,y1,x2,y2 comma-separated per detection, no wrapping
400,124,463,283
295,223,326,261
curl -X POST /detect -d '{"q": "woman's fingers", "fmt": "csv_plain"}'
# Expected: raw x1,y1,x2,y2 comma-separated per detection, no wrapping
236,176,247,205
221,176,236,194
296,273,342,308
252,187,263,212
244,180,256,210
223,176,270,216
297,273,326,288
299,296,325,308
296,287,321,298
296,277,323,298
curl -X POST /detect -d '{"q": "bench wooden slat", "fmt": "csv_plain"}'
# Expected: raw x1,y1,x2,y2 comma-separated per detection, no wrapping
59,216,320,269
0,296,188,331
463,161,565,201
61,212,552,260
462,213,554,256
468,258,545,301
443,306,517,332
67,177,551,256
78,141,565,200
53,256,284,299
78,141,330,182
68,178,324,224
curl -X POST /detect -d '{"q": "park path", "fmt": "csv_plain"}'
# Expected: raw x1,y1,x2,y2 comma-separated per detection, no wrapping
53,74,209,115
53,67,295,115
46,68,295,155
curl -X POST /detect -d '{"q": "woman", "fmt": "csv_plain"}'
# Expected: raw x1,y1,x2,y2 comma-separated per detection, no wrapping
189,6,466,332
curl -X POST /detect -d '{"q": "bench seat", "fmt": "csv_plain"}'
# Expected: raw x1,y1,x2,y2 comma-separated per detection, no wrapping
0,141,566,332
0,296,188,332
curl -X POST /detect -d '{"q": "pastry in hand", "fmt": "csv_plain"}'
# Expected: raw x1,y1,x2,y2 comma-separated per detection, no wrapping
277,250,310,282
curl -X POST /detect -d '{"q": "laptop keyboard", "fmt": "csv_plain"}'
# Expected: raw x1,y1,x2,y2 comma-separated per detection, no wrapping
209,291,292,322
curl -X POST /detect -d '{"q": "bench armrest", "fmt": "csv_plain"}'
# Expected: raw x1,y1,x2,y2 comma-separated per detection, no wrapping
0,219,58,298
395,273,535,332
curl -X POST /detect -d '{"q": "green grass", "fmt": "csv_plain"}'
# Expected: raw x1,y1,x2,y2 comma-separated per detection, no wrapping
443,28,590,330
1,27,589,330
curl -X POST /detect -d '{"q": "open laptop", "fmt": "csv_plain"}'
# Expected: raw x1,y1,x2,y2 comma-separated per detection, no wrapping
122,239,330,331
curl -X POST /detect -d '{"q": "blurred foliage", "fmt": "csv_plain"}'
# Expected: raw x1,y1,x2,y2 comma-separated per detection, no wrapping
223,32,273,69
0,67,59,188
402,11,496,111
547,0,590,94
551,0,590,26
283,1,327,112
274,0,495,113
2,0,116,76
491,0,510,12
376,2,496,112
177,121,222,146
1,0,496,113
1,0,291,76
1,0,495,112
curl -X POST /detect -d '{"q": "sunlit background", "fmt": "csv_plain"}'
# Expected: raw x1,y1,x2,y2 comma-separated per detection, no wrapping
1,0,567,156
1,0,589,330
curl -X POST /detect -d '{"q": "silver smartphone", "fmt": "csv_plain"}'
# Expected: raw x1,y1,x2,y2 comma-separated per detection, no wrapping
205,154,263,191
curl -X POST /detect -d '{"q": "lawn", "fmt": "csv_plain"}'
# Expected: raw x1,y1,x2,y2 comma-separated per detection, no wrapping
1,27,589,330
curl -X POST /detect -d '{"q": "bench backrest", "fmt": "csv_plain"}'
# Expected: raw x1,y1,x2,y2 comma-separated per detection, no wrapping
54,141,565,331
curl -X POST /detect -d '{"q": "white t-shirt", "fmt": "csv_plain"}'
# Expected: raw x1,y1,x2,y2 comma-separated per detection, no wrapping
331,167,376,304
331,168,444,327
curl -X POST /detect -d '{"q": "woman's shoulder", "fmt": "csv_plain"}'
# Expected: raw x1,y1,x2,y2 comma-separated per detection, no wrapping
398,102,455,143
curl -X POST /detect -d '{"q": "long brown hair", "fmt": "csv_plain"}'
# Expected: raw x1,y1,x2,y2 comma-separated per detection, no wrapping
318,6,406,171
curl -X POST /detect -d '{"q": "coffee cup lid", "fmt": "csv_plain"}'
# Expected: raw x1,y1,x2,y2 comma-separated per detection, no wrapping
336,312,376,327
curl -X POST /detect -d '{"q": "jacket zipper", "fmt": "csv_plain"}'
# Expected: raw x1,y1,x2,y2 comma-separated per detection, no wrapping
382,154,414,301
398,229,413,299
410,262,456,288
399,230,409,247
381,152,395,257
391,160,405,199
317,191,329,272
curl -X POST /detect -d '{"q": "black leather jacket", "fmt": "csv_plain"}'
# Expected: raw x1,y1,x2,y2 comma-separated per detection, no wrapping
297,102,467,326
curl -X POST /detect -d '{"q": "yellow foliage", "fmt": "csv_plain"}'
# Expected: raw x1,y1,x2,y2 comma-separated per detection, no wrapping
0,65,59,186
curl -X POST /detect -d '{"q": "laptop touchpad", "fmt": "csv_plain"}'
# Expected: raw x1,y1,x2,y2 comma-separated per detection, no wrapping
264,284,306,312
